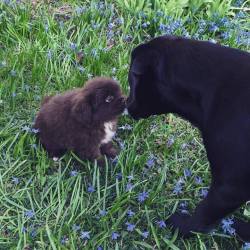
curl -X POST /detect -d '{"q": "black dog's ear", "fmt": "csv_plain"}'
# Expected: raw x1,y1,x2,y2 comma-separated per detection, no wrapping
131,45,158,75
72,97,92,124
131,58,147,75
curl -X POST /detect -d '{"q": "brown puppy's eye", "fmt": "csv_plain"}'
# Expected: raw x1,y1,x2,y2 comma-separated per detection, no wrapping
105,95,114,103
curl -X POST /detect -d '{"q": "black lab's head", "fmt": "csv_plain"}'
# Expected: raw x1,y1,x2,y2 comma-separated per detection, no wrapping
127,43,165,119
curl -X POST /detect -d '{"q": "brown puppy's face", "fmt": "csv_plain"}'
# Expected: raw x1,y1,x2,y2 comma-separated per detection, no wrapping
92,81,126,122
72,78,126,124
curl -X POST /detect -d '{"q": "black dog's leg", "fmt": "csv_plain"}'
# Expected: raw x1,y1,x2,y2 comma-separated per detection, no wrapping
234,219,250,241
168,185,248,238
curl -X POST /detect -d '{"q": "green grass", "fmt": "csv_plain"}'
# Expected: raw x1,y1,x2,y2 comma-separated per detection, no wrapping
0,0,249,249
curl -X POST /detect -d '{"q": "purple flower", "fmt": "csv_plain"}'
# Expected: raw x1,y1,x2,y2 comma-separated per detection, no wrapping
127,209,135,217
61,235,68,244
209,39,217,44
236,11,245,19
125,222,135,232
126,182,134,192
141,21,150,28
179,201,188,209
156,220,166,228
97,246,103,250
173,182,183,195
116,18,124,25
181,143,188,150
22,226,27,233
127,175,134,181
31,128,39,134
122,108,128,116
44,23,49,32
137,191,149,203
12,177,19,185
22,125,31,132
221,218,235,235
115,137,125,150
80,231,90,240
47,50,52,59
142,231,149,239
111,232,120,240
236,30,250,46
0,60,7,67
194,176,203,185
10,70,16,76
99,210,107,217
119,124,133,130
70,43,77,51
72,224,81,231
116,172,122,180
24,210,35,219
156,10,164,16
184,168,192,178
24,85,30,92
87,185,95,193
77,66,85,73
75,6,85,15
108,22,115,29
209,22,219,32
221,31,230,40
92,22,100,29
70,170,78,177
91,49,98,58
87,73,93,79
243,243,250,250
146,155,156,168
123,34,132,42
30,229,37,238
200,188,209,198
180,209,189,214
166,137,175,148
96,2,105,9
59,21,64,29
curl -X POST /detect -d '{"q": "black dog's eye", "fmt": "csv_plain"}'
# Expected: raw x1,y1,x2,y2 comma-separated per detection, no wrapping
105,95,114,103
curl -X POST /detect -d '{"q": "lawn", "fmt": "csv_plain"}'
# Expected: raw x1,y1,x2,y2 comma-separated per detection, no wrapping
0,0,249,249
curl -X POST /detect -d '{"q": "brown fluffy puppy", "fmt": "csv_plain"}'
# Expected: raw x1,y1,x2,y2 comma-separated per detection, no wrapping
34,77,126,164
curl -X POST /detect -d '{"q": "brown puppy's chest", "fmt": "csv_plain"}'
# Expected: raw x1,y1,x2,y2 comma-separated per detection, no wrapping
101,121,116,145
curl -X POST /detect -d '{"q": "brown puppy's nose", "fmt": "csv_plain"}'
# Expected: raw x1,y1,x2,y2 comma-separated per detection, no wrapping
120,95,127,104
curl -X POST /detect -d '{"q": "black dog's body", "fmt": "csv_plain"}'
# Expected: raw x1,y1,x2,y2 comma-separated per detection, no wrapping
127,36,250,240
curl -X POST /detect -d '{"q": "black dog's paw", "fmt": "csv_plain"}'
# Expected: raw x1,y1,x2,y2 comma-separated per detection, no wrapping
167,213,193,238
234,219,250,242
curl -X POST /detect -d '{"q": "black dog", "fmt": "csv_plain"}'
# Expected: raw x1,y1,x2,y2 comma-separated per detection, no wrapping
127,35,250,241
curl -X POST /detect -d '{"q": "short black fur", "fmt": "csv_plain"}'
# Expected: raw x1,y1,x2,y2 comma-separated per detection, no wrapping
127,35,250,241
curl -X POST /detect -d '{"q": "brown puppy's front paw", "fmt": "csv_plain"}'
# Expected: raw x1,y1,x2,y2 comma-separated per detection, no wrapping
107,146,118,158
100,142,118,158
96,156,107,167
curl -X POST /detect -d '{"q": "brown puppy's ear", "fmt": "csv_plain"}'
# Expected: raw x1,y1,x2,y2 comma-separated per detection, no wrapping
72,98,92,124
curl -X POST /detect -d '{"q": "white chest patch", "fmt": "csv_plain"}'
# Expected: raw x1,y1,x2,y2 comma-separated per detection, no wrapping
101,122,116,144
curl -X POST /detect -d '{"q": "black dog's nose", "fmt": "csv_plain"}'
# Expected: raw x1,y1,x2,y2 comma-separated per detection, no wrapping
126,96,132,107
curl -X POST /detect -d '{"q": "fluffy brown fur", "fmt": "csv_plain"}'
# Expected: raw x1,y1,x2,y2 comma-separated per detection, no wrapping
34,77,126,164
